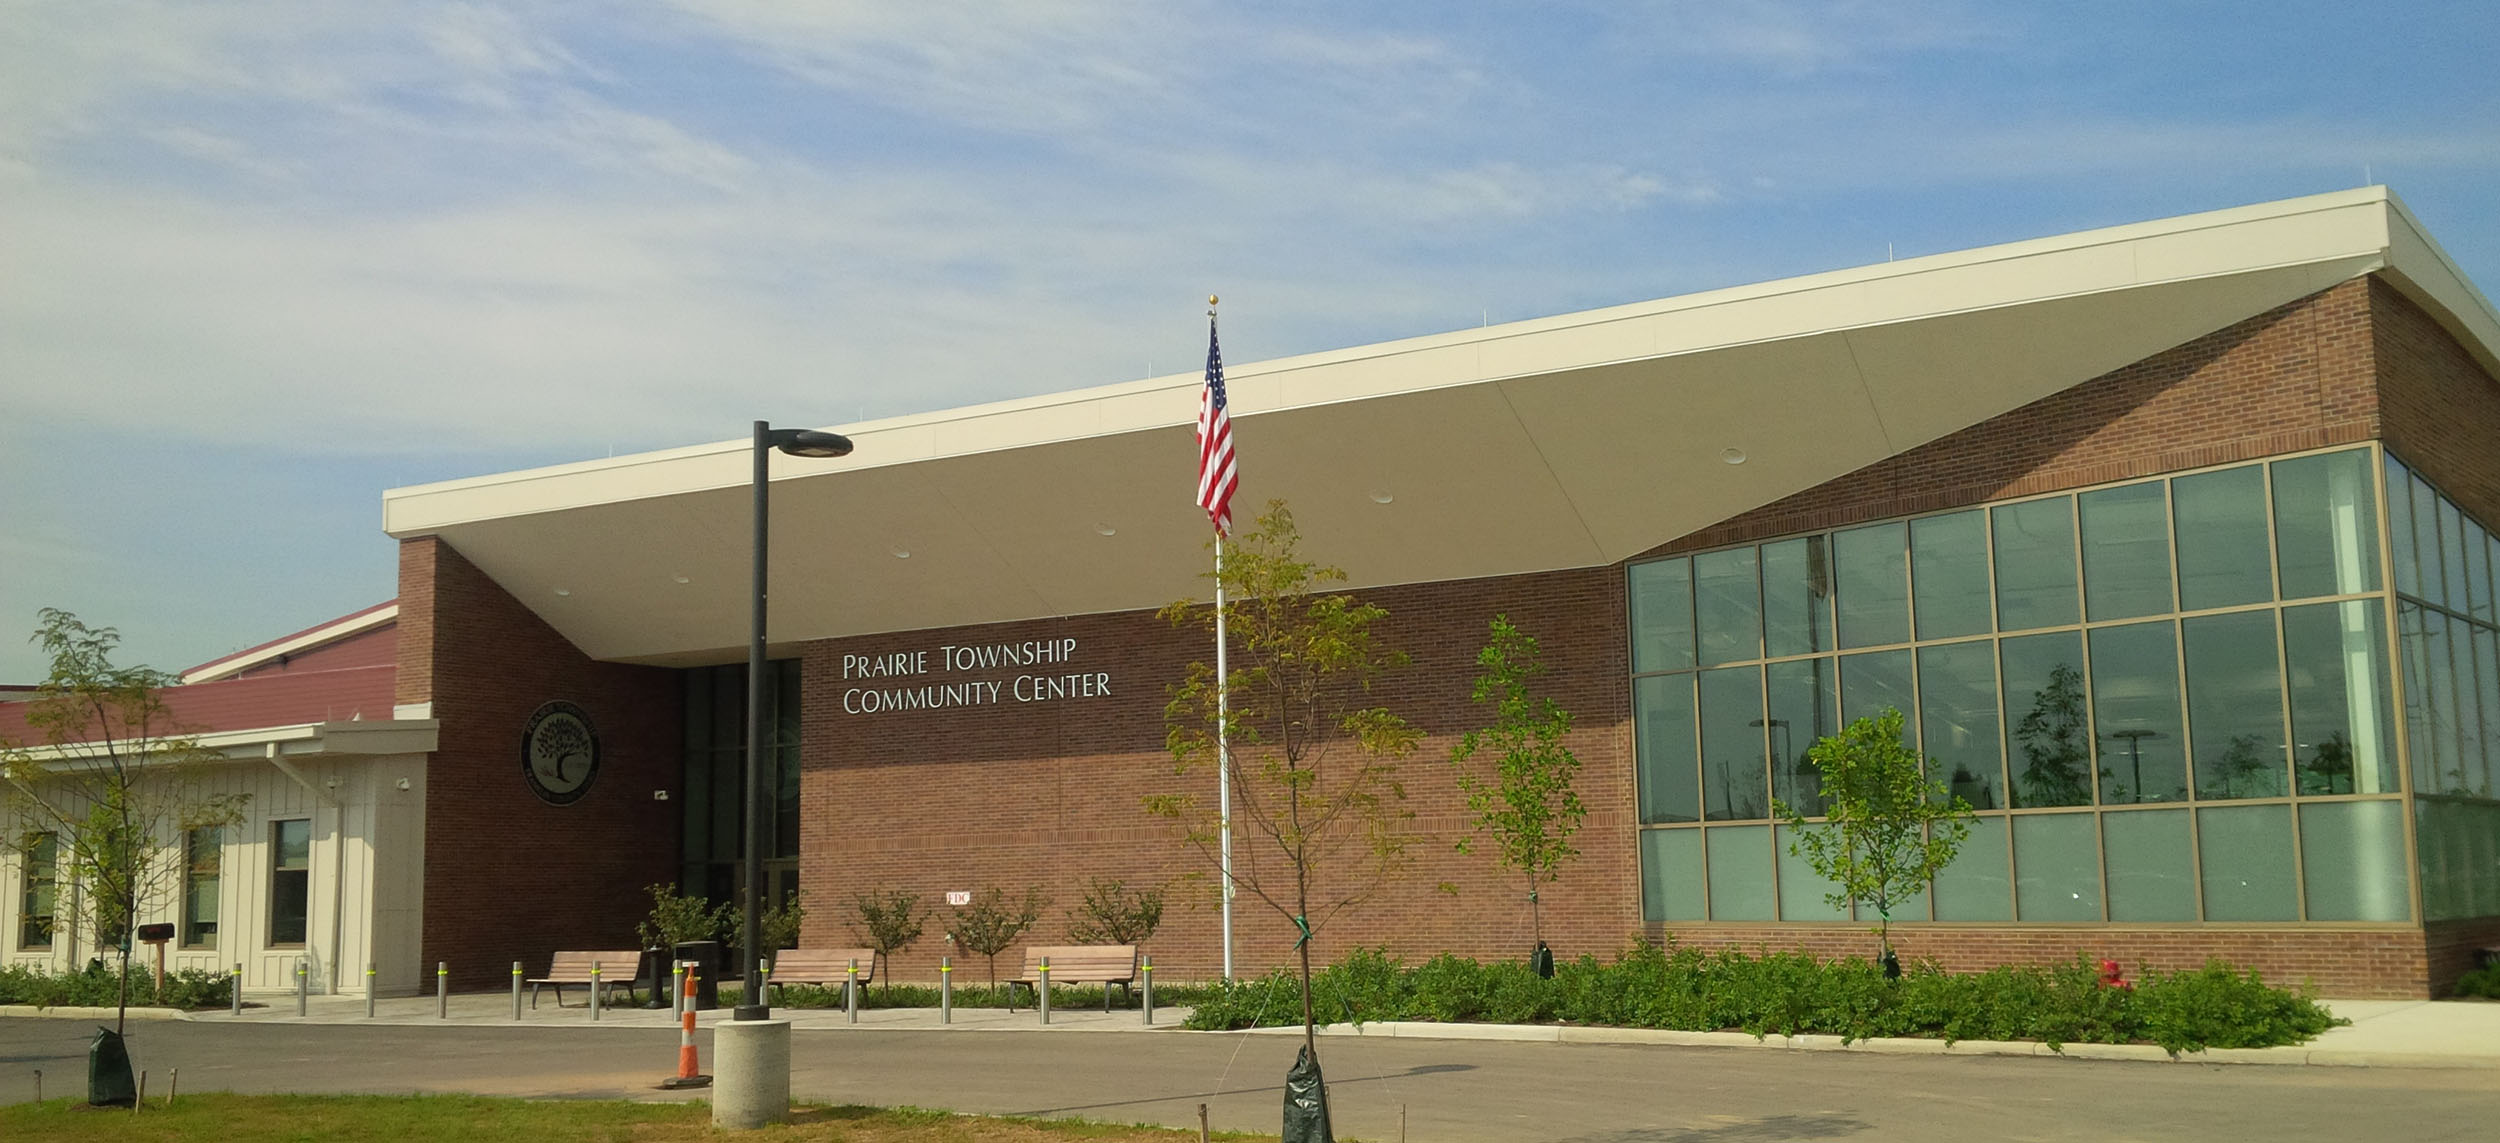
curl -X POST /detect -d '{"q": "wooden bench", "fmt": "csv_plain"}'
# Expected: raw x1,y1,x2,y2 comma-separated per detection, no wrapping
761,947,879,1004
1012,945,1139,1011
527,950,644,1009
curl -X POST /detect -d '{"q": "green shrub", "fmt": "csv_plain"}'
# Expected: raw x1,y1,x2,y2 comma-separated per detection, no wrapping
1180,945,2338,1051
2453,963,2500,999
0,964,233,1010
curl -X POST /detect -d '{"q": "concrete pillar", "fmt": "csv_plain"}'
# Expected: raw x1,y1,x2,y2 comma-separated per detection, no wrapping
712,1019,791,1130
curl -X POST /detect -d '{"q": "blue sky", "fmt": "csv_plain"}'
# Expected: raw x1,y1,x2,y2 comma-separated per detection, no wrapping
4,1,2497,681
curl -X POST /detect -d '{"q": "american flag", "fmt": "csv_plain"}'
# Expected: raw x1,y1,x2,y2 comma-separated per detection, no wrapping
1195,317,1239,536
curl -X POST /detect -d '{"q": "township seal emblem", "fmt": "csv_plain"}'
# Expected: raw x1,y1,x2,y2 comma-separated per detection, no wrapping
520,700,599,805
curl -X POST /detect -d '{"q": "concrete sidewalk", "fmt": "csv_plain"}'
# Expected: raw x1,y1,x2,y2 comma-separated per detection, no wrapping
29,991,2497,1068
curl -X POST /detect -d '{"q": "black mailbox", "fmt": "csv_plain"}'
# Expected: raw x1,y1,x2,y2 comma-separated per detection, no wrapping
135,923,176,944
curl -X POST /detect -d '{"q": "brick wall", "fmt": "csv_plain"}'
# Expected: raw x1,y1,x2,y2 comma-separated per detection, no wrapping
798,565,1642,984
2375,278,2500,530
398,537,682,989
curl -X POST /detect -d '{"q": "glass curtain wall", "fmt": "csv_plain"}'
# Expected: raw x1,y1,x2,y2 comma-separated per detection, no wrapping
681,659,805,912
2386,455,2500,920
1631,446,2415,925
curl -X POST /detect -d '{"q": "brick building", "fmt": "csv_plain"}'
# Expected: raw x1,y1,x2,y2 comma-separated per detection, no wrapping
39,187,2492,1001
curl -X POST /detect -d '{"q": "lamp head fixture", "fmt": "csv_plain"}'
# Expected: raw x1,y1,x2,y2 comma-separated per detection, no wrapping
769,428,854,458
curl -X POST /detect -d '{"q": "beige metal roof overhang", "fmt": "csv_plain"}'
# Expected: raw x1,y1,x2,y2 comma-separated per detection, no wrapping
383,188,2500,667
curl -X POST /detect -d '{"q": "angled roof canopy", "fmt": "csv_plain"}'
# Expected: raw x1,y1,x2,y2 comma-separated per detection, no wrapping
383,187,2500,668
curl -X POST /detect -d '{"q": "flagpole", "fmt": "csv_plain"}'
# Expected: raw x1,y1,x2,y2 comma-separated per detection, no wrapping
1214,530,1235,981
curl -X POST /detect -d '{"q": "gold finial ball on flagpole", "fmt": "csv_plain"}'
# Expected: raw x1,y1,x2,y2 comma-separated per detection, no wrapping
1208,295,1219,307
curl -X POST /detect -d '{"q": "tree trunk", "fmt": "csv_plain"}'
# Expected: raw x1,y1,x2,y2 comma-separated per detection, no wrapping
1527,874,1543,950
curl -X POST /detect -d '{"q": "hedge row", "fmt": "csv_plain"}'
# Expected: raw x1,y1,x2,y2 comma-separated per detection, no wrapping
1182,945,2339,1052
0,964,234,1010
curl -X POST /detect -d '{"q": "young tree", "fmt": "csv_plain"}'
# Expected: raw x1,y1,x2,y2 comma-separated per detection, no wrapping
1772,709,1974,964
1150,500,1423,1062
1447,615,1586,952
1065,877,1165,947
845,889,924,991
2012,664,2092,806
0,609,248,1036
948,885,1046,989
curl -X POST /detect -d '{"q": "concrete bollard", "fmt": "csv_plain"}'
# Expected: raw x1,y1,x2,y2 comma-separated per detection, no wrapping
846,959,859,1024
1038,956,1051,1025
712,1018,791,1129
295,958,308,1017
437,962,448,1019
366,964,377,1019
230,964,242,1017
512,961,523,1020
939,956,952,1024
591,961,603,1021
1142,956,1154,1025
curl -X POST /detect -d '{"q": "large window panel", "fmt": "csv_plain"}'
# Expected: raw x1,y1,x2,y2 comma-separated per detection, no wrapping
2283,601,2399,795
2385,455,2422,598
2440,499,2473,616
1993,498,2080,631
270,818,312,946
1761,537,1834,658
2467,518,2494,624
1695,548,1763,667
2272,450,2382,600
1911,511,1993,640
2173,466,2274,611
1919,640,2005,809
2183,611,2289,800
1636,674,1701,824
1766,658,1836,817
2102,809,2197,922
2013,813,2102,921
1776,824,1852,921
1700,667,1768,821
1640,829,1706,922
2080,482,2175,621
2197,804,2300,921
183,826,224,949
2452,614,2491,801
2089,621,2188,804
2399,603,2442,795
1931,816,2013,920
2299,801,2410,922
2412,474,2447,605
1706,826,1776,921
1841,649,1918,746
2003,631,2094,808
2427,614,2469,796
1834,523,1911,649
2476,627,2500,799
2413,798,2500,920
1630,558,1697,673
17,832,55,950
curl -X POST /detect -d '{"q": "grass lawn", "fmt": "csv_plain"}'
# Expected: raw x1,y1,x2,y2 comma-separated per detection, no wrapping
0,1093,1279,1141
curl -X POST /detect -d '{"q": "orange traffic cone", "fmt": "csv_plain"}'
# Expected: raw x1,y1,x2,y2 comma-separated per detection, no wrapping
659,966,713,1090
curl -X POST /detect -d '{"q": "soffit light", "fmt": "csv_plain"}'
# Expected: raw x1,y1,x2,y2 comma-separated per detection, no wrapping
1369,490,1395,504
1094,524,1118,536
891,547,911,559
1720,448,1747,465
553,587,572,597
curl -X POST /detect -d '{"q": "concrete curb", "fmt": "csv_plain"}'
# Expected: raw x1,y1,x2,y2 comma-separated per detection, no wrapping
0,1004,195,1022
1223,1020,2500,1069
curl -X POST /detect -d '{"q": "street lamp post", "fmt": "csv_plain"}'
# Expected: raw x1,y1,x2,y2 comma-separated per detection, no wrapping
738,420,853,1023
2104,728,2162,805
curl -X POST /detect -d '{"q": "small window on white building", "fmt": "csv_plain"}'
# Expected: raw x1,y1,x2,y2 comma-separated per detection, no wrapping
270,819,311,946
183,826,225,949
18,832,57,950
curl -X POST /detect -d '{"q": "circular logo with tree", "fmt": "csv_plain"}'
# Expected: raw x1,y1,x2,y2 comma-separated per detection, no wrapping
520,700,600,805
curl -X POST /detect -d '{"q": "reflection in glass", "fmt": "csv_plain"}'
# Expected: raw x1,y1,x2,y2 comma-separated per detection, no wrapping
1629,558,1696,673
2198,804,2300,921
1931,816,2012,920
2467,518,2494,624
2090,621,2187,804
2102,809,2196,922
2299,801,2408,922
1700,667,1767,821
1695,548,1762,666
2003,632,2093,808
1635,674,1700,823
2429,614,2467,795
1761,537,1834,658
1912,511,1992,640
2081,482,2175,620
1992,497,2079,630
1765,658,1836,817
1918,641,2004,809
1841,649,1917,746
2184,611,2288,799
1777,824,1852,921
2386,455,2422,598
2399,603,2441,795
2283,602,2397,795
2416,799,2500,921
2441,498,2472,616
1706,825,1776,920
2475,628,2500,799
2013,813,2101,921
2273,450,2382,600
1835,523,1911,649
2173,466,2274,610
2412,473,2446,604
1640,829,1706,921
2453,613,2490,800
